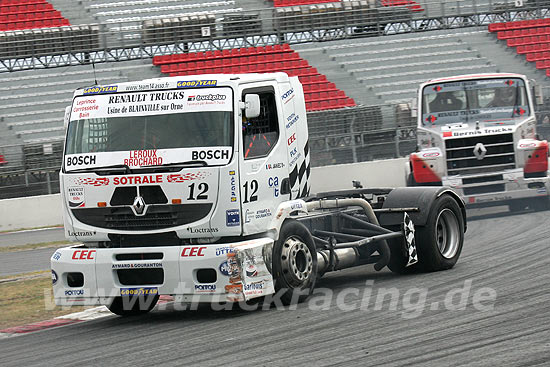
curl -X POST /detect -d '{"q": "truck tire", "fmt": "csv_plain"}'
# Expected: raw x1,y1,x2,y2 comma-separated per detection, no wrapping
107,294,159,316
272,219,317,305
388,195,464,273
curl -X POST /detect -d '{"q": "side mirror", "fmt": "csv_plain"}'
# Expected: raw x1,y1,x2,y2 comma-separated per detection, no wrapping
64,105,71,130
244,94,260,119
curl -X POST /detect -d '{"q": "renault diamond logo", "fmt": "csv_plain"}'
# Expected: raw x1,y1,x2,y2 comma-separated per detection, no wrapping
473,142,487,160
132,196,146,215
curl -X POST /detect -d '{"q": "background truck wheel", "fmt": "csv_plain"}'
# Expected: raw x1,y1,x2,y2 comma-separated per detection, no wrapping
272,219,317,305
388,195,464,274
107,295,159,316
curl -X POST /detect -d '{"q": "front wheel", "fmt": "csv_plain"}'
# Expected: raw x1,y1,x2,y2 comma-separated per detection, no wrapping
107,294,159,316
272,219,318,305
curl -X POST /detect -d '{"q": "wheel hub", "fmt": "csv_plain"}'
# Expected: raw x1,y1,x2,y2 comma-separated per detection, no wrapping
281,237,314,286
435,208,460,259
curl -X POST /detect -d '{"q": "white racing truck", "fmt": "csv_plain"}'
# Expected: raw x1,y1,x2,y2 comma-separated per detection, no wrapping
407,73,550,211
52,73,466,315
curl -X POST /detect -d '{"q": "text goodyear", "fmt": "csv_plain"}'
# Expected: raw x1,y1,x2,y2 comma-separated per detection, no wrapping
177,80,217,88
83,85,118,95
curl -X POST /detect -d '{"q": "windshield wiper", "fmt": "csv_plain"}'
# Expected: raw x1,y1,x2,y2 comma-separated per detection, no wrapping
143,160,208,169
68,164,132,174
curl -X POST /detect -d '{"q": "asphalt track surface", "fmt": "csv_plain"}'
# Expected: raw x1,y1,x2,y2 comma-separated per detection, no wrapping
0,248,56,276
1,208,549,366
0,227,64,248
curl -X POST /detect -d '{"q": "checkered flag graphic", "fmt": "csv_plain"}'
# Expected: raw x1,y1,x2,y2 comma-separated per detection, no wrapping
289,139,311,199
403,212,418,267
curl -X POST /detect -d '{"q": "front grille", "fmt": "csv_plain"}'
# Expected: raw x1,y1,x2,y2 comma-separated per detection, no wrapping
462,174,504,185
446,133,515,175
117,268,164,285
463,184,505,196
108,232,182,247
110,186,167,206
72,203,212,230
115,253,164,261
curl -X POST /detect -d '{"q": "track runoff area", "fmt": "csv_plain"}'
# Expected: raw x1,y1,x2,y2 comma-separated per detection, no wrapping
0,205,549,365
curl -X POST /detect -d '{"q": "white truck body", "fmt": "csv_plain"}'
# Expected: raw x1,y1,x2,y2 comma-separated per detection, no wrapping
408,73,550,208
53,73,310,305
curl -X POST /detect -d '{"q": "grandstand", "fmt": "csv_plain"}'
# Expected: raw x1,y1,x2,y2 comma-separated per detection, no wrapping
1,0,550,198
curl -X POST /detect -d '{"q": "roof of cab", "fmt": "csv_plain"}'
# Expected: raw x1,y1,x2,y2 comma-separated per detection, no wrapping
74,73,293,97
422,72,526,86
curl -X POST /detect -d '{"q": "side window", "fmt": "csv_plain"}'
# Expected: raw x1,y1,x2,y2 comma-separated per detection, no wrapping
242,91,279,160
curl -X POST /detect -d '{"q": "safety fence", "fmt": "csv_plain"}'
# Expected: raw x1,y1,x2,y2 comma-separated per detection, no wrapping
2,0,550,71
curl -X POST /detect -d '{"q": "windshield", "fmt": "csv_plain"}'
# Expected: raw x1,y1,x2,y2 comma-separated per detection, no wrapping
66,111,232,154
64,87,234,170
421,78,530,126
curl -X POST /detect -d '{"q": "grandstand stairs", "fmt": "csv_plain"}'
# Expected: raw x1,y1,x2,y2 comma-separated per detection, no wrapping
297,27,550,106
48,0,96,26
293,44,372,105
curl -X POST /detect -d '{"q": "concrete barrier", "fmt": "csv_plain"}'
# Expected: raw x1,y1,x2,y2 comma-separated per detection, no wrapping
0,193,63,231
310,157,407,193
0,158,407,231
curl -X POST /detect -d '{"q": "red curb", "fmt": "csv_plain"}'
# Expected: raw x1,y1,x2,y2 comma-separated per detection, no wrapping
0,318,82,334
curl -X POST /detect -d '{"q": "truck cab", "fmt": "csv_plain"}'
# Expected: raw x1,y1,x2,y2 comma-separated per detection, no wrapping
408,73,550,210
62,73,309,246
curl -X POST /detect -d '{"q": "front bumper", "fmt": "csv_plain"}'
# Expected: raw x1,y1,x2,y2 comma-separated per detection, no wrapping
51,238,275,307
442,168,550,206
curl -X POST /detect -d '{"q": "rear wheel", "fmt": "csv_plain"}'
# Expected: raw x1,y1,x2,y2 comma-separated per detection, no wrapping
272,219,317,305
388,195,464,273
107,294,159,316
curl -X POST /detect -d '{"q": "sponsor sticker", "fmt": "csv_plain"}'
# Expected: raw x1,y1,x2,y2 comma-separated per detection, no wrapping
226,209,240,227
194,284,216,293
67,186,85,208
52,251,62,261
120,287,158,296
83,85,118,95
181,246,206,257
216,247,235,256
229,171,237,202
282,88,295,104
245,264,258,277
219,261,231,276
51,270,58,285
177,80,217,88
286,113,299,129
71,249,96,260
112,262,163,269
65,289,85,296
268,176,279,197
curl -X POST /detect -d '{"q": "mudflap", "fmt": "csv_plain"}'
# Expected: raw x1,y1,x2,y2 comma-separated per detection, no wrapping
403,212,418,267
